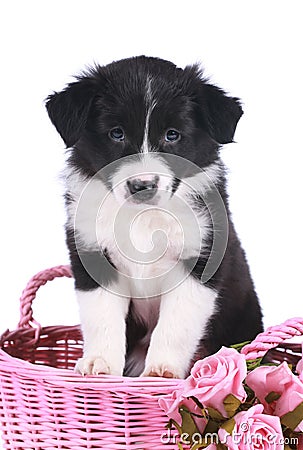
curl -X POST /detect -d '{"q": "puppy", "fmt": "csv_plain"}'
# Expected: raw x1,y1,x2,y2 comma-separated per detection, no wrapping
46,56,263,378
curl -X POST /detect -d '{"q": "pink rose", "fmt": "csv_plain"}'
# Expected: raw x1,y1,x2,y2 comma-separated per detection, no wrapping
159,387,207,431
183,347,247,417
159,387,187,424
275,375,303,432
296,347,303,380
246,362,293,414
246,362,303,430
218,404,284,450
297,359,303,378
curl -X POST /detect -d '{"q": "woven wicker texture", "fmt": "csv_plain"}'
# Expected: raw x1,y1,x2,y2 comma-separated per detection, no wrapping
241,317,303,367
0,266,302,449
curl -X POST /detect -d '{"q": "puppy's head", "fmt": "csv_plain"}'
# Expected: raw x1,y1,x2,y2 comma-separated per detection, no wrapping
46,56,243,206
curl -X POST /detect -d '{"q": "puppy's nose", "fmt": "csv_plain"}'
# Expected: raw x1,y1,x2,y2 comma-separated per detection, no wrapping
127,176,159,201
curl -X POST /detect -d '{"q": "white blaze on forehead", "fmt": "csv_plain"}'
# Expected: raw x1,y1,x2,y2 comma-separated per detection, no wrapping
141,76,157,154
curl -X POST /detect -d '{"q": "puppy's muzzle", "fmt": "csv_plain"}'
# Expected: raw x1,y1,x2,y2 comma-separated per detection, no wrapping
126,175,159,202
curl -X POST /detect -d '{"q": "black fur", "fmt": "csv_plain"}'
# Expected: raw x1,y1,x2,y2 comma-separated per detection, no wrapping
46,56,263,374
65,227,117,290
46,56,242,175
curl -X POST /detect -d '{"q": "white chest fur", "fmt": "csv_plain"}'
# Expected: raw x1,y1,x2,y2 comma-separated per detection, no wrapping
67,166,219,377
65,168,211,298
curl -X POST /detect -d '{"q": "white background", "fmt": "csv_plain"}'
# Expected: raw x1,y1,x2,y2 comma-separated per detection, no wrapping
0,1,302,344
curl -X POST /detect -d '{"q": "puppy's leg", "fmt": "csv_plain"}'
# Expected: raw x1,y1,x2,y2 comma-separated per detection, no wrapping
141,276,217,379
75,287,130,376
66,230,130,376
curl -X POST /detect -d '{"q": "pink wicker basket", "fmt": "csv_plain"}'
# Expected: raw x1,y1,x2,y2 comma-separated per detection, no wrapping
0,266,302,450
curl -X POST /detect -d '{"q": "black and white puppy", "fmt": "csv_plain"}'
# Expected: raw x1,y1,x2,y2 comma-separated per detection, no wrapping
46,56,263,379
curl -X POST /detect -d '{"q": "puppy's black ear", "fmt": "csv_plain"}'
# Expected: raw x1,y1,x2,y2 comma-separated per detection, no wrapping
46,78,97,147
197,80,243,144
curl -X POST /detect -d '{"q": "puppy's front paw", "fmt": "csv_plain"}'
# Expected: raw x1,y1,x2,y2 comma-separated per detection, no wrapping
141,364,181,379
75,356,111,376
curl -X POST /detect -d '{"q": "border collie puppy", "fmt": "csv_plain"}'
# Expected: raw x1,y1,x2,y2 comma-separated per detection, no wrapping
46,56,263,378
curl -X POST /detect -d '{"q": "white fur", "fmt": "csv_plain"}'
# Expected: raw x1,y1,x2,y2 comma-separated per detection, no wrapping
65,160,221,296
142,275,217,378
177,161,224,198
66,165,217,296
65,159,222,376
109,153,173,206
141,77,156,154
75,287,130,376
65,160,221,253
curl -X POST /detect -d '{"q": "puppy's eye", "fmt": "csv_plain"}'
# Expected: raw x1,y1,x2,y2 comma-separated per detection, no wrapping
165,129,181,142
109,127,125,142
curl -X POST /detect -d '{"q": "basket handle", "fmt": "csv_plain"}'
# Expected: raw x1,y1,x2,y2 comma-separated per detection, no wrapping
18,265,73,338
241,317,303,360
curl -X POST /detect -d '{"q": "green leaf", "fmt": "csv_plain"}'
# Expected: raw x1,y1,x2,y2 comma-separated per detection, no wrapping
220,418,236,435
177,442,185,450
246,357,263,371
204,418,220,434
190,438,219,450
167,418,182,436
223,394,242,418
265,391,281,403
189,443,205,450
217,444,228,450
243,384,256,404
207,406,225,421
230,341,251,352
281,401,303,431
166,418,173,429
190,442,209,450
179,406,200,439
